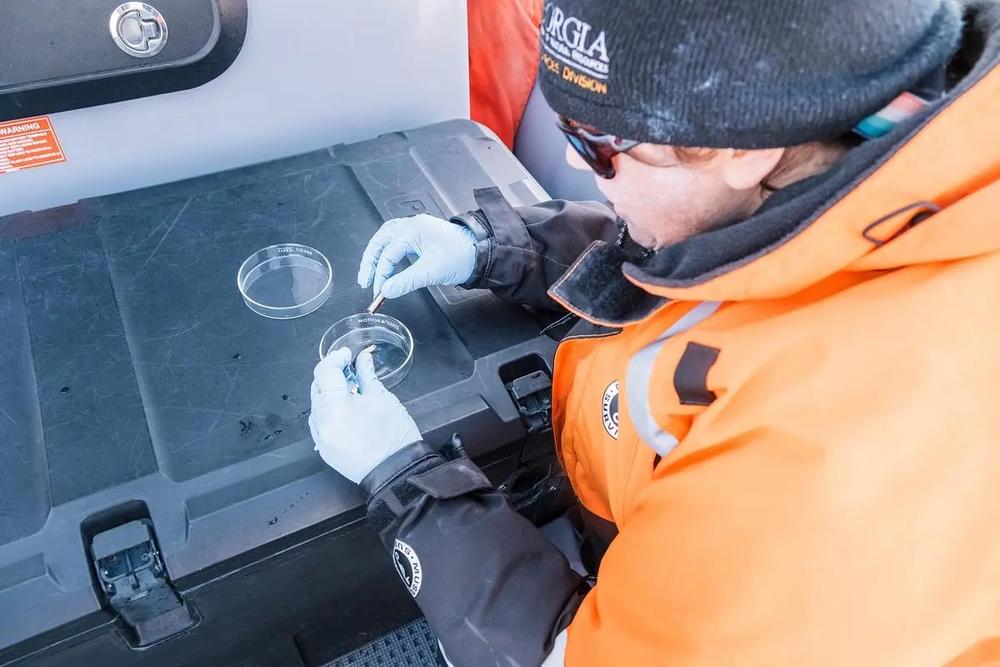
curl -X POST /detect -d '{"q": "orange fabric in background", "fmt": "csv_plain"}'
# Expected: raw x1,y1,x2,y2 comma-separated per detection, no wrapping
467,0,543,148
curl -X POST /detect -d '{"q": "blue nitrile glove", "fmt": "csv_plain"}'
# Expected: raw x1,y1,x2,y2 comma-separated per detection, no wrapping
357,213,477,299
309,347,422,484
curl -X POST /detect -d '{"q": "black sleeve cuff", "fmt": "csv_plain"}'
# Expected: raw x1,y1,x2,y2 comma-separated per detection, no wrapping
362,442,496,535
450,210,495,288
450,209,492,242
359,441,443,504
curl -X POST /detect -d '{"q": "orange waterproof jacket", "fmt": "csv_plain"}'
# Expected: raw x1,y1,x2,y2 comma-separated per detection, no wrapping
543,26,1000,667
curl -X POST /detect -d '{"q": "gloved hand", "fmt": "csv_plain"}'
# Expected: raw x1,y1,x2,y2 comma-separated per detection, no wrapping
309,347,422,484
357,213,477,299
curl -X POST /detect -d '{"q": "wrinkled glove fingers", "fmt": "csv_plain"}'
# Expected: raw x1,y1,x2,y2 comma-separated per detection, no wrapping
313,347,353,397
373,238,415,297
382,255,437,299
311,379,344,409
357,220,401,289
354,347,387,396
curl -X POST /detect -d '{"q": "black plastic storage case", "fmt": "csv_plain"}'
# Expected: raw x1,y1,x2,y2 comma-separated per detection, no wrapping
0,120,563,666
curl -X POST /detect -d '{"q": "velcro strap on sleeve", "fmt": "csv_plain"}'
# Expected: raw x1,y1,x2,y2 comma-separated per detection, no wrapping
473,187,532,249
407,458,493,500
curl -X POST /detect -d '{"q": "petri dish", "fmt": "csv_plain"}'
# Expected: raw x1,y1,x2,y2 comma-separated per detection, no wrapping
319,312,414,389
237,244,333,319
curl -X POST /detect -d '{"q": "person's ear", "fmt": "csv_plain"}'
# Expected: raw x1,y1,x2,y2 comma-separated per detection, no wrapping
719,148,785,190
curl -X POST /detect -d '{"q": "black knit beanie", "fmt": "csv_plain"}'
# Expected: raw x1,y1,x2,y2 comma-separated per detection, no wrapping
538,0,963,147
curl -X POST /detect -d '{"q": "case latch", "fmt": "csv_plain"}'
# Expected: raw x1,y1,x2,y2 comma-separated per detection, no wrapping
505,369,552,434
91,519,196,647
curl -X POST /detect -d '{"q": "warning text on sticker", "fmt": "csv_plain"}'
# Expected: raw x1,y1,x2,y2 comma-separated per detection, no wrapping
0,122,42,137
0,116,66,174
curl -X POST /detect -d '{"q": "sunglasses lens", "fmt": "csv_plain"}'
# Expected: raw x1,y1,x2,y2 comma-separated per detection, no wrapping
566,134,592,158
589,145,617,179
559,126,616,179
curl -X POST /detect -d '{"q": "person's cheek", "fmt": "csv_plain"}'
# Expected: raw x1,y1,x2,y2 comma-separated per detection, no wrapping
565,144,591,171
604,158,647,216
619,164,687,248
592,170,619,211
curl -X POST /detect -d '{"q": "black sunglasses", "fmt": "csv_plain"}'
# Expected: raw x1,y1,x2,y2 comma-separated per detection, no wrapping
556,116,640,179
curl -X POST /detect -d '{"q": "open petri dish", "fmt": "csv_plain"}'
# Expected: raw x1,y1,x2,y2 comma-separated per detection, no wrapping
237,244,333,319
319,312,414,389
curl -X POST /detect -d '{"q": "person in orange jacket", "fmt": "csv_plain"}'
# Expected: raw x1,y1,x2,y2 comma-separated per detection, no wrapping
310,0,1000,664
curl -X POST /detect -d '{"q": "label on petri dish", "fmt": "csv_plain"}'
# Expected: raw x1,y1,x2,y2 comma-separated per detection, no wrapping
276,246,315,256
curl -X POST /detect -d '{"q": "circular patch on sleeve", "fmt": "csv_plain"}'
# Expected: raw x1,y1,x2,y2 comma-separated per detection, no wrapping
602,381,620,440
392,539,423,597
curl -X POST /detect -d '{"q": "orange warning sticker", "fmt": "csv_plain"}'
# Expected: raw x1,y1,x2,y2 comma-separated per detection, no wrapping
0,116,66,175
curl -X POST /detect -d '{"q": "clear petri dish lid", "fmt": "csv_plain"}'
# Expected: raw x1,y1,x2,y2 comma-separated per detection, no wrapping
319,312,414,390
237,244,333,319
